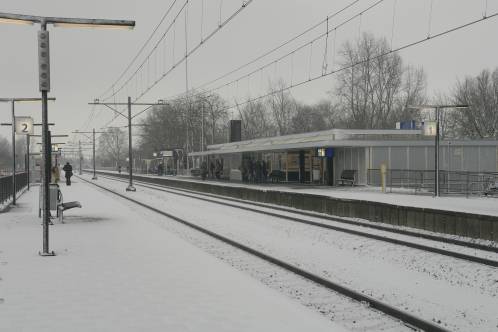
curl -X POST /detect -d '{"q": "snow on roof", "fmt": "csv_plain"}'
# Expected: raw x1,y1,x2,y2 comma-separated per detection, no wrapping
191,128,422,156
189,128,498,156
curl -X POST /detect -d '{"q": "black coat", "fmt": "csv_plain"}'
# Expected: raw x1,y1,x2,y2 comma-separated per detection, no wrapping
63,164,73,177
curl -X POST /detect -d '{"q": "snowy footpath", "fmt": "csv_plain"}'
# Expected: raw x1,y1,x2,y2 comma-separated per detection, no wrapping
0,180,345,332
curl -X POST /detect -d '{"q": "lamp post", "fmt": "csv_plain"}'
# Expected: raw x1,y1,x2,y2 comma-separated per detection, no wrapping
73,129,105,180
0,12,135,256
408,104,470,197
0,98,55,204
89,99,163,191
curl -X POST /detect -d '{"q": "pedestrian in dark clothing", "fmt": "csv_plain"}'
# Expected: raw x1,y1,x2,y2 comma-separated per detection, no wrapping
255,160,262,183
215,160,221,179
62,162,73,186
248,159,255,183
118,165,122,174
201,161,208,180
209,161,215,179
262,160,268,182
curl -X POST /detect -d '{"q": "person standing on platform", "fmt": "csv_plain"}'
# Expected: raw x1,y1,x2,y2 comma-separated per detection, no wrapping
51,165,60,184
63,162,73,186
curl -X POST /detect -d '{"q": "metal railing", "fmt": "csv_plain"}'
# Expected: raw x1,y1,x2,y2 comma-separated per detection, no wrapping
367,169,498,196
0,172,28,206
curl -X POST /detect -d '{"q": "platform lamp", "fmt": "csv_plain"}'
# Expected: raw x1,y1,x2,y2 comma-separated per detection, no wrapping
0,98,56,204
407,104,470,197
0,12,135,257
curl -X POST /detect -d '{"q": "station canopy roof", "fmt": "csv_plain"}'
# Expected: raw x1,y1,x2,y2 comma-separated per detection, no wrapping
189,128,427,157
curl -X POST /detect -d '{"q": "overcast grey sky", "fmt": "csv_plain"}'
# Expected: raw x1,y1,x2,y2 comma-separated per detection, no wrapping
1,0,497,150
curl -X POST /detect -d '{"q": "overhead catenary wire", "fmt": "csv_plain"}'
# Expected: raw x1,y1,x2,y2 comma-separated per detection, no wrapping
172,0,386,102
99,0,254,130
130,0,383,121
213,11,498,115
98,0,179,101
170,0,362,100
105,0,253,104
131,0,255,103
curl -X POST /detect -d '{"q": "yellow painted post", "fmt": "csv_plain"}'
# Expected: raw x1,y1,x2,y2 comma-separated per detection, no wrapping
381,163,387,193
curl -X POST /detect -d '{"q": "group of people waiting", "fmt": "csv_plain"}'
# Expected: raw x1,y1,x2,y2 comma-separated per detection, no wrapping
241,158,268,183
200,159,223,180
50,162,73,185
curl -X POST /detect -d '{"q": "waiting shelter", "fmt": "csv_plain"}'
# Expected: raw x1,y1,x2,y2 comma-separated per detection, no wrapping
188,128,498,186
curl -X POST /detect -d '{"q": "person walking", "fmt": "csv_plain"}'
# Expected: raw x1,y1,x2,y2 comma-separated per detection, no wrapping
63,162,73,186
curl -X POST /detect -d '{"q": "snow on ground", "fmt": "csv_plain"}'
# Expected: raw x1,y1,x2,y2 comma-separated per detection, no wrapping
92,174,498,332
0,182,345,332
105,170,498,216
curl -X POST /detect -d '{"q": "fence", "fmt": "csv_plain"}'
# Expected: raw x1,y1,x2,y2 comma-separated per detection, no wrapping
367,169,498,196
0,172,28,206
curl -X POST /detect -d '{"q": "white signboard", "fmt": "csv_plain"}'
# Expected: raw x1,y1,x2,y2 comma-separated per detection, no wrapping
422,121,437,136
15,116,34,135
161,150,174,157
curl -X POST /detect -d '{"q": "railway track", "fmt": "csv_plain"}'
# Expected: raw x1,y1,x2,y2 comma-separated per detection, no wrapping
90,172,498,268
78,175,450,332
91,171,498,253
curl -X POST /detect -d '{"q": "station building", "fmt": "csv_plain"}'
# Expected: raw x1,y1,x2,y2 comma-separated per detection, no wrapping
188,128,498,186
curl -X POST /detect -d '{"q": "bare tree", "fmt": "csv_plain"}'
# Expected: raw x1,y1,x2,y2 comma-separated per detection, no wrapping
237,99,276,139
335,32,426,128
291,100,342,133
267,79,296,135
0,136,11,172
97,127,127,167
396,65,427,121
451,68,498,138
199,94,229,145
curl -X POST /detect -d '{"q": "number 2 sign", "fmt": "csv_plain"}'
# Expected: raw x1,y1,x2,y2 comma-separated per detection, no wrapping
15,116,34,135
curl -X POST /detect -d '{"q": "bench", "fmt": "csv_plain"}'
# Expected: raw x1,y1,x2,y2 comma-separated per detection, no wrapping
56,188,82,223
269,170,286,183
337,170,357,186
57,201,82,223
39,184,81,223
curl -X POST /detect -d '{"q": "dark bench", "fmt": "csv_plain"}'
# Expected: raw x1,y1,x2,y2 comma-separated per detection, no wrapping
269,170,286,183
337,170,357,186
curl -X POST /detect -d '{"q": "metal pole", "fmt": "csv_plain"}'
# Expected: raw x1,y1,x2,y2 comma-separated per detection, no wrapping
79,140,82,175
27,134,30,190
435,107,440,197
201,101,204,163
186,110,189,172
11,100,16,205
40,20,53,256
92,128,97,180
126,96,135,191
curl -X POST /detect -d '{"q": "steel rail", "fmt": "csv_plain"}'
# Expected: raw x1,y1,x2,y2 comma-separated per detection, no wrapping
77,175,450,332
91,171,498,267
107,172,498,253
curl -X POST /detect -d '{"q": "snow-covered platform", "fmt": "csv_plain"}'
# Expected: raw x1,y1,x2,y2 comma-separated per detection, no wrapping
0,180,344,332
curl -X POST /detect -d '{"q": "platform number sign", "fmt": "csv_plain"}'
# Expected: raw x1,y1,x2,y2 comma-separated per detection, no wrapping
15,116,34,135
422,121,437,136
